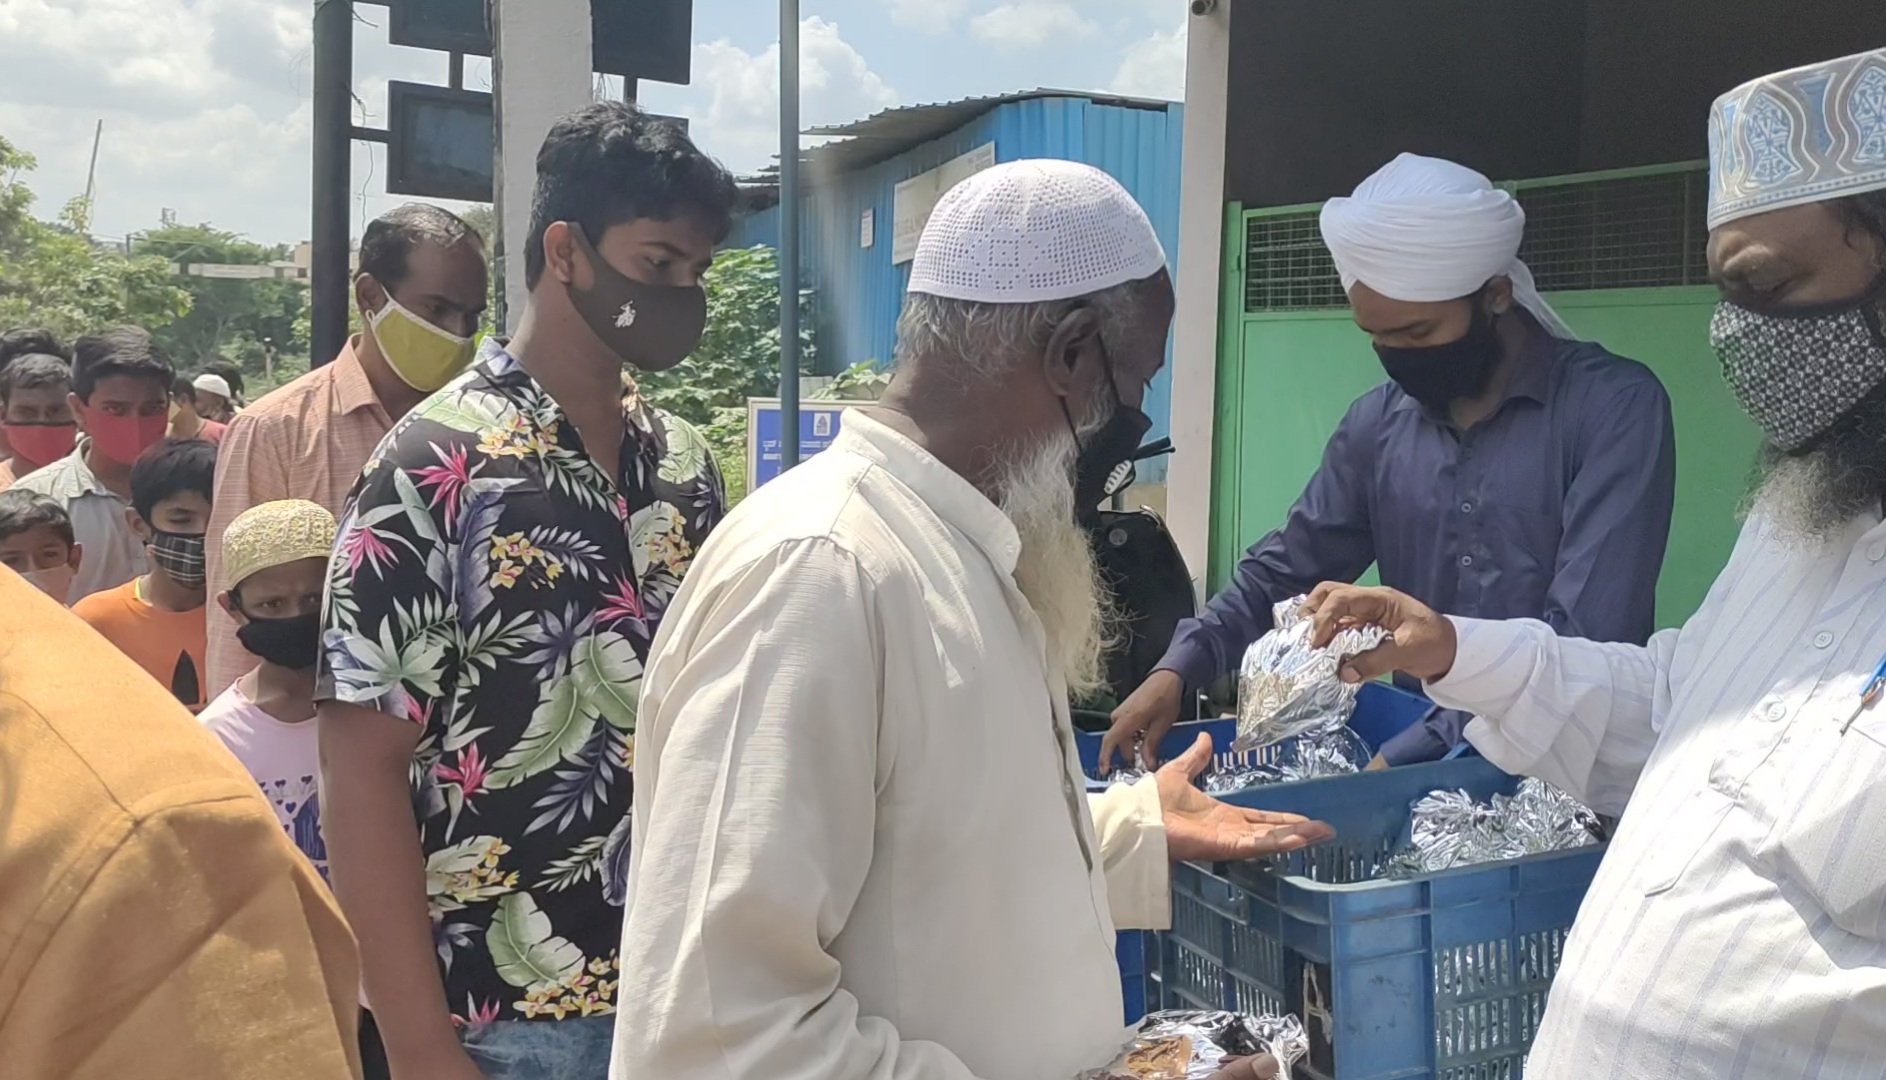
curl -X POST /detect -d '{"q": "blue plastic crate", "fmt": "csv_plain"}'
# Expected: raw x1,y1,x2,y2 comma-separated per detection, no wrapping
1116,929,1154,1024
1159,758,1604,1080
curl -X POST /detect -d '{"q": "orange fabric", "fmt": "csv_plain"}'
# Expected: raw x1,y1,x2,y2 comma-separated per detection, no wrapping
0,568,362,1079
72,579,210,709
207,339,393,695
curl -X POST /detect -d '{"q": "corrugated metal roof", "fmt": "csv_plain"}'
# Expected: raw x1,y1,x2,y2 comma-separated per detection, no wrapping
739,88,1176,183
723,93,1185,482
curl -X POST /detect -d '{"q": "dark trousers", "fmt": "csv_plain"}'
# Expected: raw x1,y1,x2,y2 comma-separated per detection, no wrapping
360,1009,392,1080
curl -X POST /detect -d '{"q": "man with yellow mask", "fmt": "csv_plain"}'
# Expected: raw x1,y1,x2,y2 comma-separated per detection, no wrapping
205,202,488,699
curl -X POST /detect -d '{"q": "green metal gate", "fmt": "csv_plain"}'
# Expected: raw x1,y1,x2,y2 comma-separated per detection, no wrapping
1209,163,1759,628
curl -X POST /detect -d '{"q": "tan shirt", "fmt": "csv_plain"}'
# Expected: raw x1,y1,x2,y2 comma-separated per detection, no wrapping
207,339,392,695
0,569,362,1079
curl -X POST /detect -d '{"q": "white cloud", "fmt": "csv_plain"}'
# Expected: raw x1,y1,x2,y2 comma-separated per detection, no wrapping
969,3,1098,50
887,0,971,34
1110,20,1187,101
0,3,897,241
0,0,462,242
646,17,899,175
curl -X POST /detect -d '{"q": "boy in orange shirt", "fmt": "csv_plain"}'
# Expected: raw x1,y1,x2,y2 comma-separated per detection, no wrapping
73,437,216,709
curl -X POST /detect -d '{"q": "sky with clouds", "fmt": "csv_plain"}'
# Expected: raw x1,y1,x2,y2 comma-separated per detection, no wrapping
0,0,1187,248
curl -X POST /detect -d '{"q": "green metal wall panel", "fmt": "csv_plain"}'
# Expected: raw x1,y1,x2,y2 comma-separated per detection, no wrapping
1207,282,1757,630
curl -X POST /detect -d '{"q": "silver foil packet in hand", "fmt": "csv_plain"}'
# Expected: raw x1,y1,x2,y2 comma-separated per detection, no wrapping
1382,778,1602,878
1079,1010,1309,1080
1236,596,1386,752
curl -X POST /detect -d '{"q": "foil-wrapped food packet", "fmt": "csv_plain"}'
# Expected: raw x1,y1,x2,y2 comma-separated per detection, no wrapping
1079,1010,1309,1080
1103,728,1366,795
1202,728,1369,795
1380,778,1604,878
1235,596,1386,752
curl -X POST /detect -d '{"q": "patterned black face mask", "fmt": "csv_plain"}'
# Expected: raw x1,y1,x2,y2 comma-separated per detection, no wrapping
149,530,208,589
1712,276,1886,454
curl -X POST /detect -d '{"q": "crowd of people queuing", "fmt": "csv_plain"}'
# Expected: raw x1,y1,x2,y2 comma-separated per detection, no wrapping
3,44,1886,1080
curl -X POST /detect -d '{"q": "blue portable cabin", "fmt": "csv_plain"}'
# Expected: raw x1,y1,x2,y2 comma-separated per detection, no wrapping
727,89,1184,481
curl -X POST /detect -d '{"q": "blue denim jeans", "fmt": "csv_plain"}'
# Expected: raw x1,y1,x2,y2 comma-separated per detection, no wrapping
459,1016,615,1079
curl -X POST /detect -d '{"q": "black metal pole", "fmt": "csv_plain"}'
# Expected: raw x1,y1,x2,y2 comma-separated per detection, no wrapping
778,0,801,469
311,0,353,368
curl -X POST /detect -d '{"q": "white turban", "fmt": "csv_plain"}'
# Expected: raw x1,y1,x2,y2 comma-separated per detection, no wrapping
1319,153,1574,339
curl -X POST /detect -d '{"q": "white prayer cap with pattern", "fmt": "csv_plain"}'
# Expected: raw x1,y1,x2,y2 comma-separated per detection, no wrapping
1708,48,1886,229
907,159,1167,305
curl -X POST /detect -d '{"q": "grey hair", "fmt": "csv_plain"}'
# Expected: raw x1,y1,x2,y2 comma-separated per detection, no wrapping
893,281,1147,387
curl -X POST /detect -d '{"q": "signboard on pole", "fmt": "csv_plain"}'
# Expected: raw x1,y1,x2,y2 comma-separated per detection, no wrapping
386,82,686,203
747,398,849,489
891,142,996,264
388,0,694,83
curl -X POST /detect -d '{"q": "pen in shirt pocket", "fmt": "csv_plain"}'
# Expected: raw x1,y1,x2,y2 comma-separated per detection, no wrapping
1839,652,1886,734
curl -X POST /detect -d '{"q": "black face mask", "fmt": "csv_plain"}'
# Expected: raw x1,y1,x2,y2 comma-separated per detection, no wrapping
566,225,708,372
237,612,322,671
1063,344,1153,526
1374,304,1503,413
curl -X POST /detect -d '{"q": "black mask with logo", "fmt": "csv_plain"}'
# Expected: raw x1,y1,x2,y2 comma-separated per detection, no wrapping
1062,339,1153,526
566,225,709,371
1374,300,1503,413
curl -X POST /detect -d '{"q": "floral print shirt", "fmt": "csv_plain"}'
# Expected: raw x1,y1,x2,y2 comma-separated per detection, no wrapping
317,344,723,1023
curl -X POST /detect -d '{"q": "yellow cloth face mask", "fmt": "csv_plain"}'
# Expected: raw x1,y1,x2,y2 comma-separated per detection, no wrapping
368,297,476,391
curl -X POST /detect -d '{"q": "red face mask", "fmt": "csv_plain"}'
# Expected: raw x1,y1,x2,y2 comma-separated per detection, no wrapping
2,422,77,469
81,409,168,466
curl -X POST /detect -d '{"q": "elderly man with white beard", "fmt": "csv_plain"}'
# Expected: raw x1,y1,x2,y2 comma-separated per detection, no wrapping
611,160,1333,1080
1301,47,1886,1079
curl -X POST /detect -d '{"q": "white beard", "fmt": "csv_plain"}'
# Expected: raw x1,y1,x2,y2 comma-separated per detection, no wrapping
995,431,1114,699
1747,449,1864,548
1746,396,1886,549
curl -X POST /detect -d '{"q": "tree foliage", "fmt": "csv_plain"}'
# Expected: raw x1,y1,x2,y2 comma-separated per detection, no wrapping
132,223,309,391
636,245,818,502
0,135,192,341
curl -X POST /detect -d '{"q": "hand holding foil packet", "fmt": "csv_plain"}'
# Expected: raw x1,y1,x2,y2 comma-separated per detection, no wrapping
1381,777,1604,878
1079,1010,1309,1080
1236,596,1386,752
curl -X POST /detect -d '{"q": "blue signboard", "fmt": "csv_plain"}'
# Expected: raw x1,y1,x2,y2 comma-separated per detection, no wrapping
747,398,851,489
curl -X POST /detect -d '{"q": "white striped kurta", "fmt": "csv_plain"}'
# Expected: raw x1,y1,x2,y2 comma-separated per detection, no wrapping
1430,511,1886,1078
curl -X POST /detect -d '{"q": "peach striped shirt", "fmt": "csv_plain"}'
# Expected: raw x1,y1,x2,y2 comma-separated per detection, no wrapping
206,338,392,696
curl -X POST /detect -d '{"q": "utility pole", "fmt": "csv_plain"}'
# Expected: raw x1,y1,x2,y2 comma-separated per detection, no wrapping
311,0,353,368
80,120,102,235
778,0,801,470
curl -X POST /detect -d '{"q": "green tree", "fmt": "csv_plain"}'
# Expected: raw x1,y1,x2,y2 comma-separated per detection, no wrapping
132,223,310,391
634,245,818,502
0,135,191,339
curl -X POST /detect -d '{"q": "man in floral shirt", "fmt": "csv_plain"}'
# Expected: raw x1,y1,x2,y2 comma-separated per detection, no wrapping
317,101,737,1080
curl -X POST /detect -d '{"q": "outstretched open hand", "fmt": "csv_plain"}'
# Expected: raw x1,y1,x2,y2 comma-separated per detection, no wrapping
1208,1055,1281,1080
1156,734,1337,863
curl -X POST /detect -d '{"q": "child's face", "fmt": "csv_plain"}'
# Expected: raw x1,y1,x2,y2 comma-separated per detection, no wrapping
3,386,75,424
225,557,327,625
0,524,77,574
133,491,214,541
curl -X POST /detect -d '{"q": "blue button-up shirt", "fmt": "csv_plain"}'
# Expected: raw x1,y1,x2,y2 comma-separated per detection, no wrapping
1159,328,1677,764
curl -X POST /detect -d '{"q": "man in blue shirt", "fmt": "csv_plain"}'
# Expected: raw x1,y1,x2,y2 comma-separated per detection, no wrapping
1106,153,1677,770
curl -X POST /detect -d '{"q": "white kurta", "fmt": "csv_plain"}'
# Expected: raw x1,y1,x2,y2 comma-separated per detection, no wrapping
613,412,1170,1080
1430,511,1886,1078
